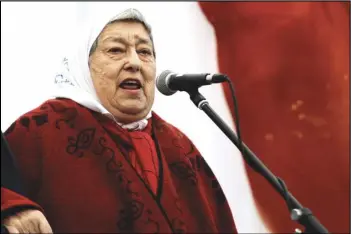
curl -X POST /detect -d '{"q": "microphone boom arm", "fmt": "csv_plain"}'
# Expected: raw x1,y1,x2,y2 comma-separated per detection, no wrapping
188,89,329,234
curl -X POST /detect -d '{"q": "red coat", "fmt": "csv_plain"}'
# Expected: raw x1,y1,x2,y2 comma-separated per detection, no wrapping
1,98,236,233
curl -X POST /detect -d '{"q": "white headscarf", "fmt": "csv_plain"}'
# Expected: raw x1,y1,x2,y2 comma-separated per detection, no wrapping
51,8,153,131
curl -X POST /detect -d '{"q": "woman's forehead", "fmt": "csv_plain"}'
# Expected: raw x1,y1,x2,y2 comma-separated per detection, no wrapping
97,21,152,47
101,35,152,45
100,21,149,38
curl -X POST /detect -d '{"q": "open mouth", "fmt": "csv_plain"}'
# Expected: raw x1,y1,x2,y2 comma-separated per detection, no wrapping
119,78,142,90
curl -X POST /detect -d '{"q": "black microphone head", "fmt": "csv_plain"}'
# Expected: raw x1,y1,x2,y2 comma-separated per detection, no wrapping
156,70,177,96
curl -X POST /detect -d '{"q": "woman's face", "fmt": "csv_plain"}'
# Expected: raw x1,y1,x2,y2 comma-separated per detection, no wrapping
89,21,156,124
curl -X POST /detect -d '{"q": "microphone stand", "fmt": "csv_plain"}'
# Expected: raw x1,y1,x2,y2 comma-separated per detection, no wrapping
187,89,329,234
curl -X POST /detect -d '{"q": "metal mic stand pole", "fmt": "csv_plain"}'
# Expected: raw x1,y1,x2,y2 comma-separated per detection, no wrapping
187,89,329,234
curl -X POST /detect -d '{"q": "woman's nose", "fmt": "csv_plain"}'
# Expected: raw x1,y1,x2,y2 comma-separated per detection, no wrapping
124,49,141,72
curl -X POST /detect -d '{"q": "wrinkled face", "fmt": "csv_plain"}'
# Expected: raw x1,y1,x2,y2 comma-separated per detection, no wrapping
89,21,156,124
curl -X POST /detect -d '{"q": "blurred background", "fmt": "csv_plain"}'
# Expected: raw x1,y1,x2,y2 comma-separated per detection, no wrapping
1,2,349,233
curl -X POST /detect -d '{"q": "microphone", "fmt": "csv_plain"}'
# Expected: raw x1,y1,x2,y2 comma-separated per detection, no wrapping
156,70,227,96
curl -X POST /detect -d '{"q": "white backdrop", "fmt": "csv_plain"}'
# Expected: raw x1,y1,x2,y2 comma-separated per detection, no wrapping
1,2,269,233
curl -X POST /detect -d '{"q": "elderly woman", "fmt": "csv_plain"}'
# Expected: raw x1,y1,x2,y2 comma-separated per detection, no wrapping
1,8,236,233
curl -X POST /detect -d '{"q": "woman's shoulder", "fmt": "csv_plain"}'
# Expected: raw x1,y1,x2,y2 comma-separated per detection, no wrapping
41,98,83,112
4,98,86,136
20,98,84,122
152,112,180,133
152,112,193,142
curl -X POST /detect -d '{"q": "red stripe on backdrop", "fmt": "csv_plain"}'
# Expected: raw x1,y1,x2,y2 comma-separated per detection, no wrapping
199,2,350,233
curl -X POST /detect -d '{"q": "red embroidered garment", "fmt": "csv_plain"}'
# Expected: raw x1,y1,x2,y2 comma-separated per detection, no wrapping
1,98,236,233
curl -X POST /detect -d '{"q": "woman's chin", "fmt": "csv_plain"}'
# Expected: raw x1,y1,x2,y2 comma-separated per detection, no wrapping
120,104,146,115
112,106,149,123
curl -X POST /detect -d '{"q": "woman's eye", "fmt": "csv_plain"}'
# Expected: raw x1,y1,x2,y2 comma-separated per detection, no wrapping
108,48,124,53
138,49,152,56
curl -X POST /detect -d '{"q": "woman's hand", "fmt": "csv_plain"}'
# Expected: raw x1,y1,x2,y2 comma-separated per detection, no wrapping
2,209,53,233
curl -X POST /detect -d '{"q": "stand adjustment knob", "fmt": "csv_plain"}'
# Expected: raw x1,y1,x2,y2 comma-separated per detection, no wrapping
291,208,303,221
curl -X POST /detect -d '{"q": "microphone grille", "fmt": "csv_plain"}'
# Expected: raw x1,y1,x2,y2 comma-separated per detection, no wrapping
156,70,177,96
